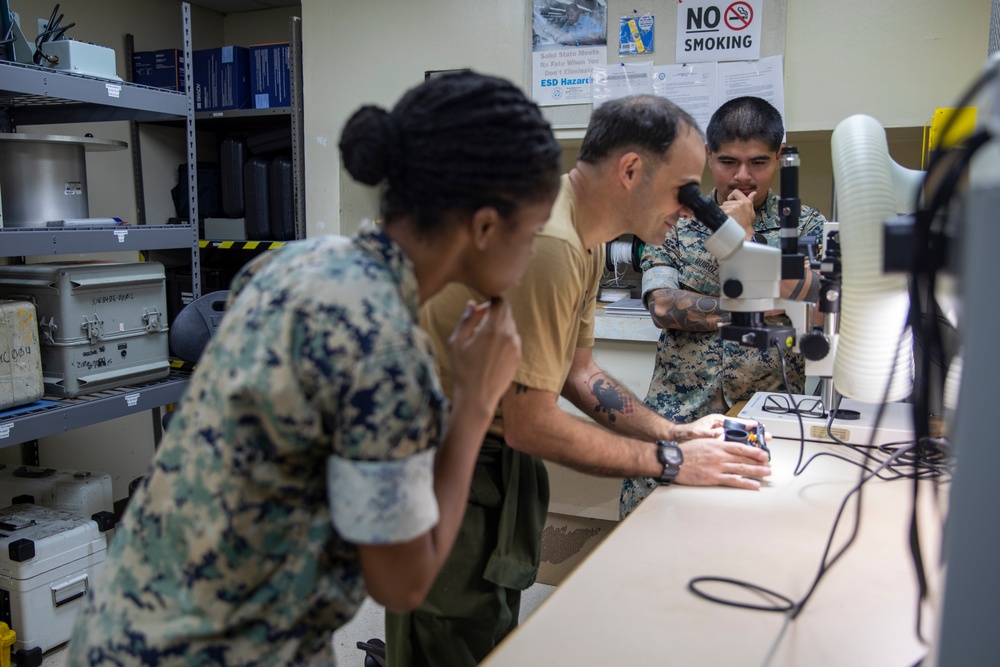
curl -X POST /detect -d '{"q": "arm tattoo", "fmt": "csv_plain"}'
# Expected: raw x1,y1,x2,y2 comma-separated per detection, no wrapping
648,289,728,332
587,375,635,428
788,277,807,300
514,383,530,395
805,271,822,303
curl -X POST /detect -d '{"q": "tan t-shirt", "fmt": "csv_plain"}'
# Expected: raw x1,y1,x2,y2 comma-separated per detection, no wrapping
420,175,604,436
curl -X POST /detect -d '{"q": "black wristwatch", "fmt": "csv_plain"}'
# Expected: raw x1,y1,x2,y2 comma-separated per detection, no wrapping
655,440,683,486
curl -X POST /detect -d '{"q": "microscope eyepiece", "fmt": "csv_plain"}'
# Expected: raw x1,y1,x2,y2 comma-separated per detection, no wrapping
678,183,727,232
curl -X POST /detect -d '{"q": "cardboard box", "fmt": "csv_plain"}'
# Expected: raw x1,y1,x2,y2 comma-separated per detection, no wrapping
193,46,250,111
131,49,185,92
250,42,290,109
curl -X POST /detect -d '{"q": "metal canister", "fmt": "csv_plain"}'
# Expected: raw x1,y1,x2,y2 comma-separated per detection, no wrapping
0,133,127,228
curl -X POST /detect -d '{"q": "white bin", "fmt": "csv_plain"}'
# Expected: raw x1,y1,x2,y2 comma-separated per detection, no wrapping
0,504,112,662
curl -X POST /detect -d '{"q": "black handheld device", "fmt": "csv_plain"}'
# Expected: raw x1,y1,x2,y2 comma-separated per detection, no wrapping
723,418,770,461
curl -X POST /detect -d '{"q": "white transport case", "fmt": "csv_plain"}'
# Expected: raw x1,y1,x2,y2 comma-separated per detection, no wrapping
0,504,113,665
0,465,114,521
0,262,170,397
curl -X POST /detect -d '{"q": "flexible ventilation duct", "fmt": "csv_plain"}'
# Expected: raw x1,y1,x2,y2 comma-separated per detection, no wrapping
830,115,922,403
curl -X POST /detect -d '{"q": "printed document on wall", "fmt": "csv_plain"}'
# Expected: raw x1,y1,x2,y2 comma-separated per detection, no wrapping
593,62,654,109
531,0,608,106
653,63,719,134
718,55,784,122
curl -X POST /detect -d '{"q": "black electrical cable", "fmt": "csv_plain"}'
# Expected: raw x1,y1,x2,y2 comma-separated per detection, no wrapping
897,108,992,651
32,4,76,66
688,320,920,627
1,9,15,47
688,440,917,617
921,58,999,193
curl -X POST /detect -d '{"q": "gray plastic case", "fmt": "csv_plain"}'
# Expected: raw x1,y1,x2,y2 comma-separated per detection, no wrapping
0,262,170,397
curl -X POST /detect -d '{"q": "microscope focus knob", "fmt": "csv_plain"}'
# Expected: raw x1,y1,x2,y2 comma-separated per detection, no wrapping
799,331,831,361
723,279,743,298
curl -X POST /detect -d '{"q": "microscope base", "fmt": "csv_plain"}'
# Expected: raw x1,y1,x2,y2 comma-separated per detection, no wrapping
736,391,916,448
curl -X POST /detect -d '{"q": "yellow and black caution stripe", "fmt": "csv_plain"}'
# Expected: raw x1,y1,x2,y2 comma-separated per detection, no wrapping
198,240,286,251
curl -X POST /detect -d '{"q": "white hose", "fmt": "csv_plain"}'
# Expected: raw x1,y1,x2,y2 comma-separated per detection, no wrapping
830,115,922,403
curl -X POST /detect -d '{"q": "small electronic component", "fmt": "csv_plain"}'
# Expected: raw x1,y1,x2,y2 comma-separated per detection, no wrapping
723,418,770,461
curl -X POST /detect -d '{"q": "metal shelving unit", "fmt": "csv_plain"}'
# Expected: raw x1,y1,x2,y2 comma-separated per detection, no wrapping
0,225,198,255
189,16,305,242
138,16,304,288
0,370,191,445
0,3,200,449
0,61,189,124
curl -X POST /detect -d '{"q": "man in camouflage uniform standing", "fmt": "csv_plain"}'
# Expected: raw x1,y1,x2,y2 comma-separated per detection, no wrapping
621,96,827,517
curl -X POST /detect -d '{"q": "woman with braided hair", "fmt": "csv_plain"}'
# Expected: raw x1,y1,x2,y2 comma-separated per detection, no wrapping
67,71,562,666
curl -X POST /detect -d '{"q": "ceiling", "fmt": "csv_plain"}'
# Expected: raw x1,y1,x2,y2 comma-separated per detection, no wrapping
185,0,301,15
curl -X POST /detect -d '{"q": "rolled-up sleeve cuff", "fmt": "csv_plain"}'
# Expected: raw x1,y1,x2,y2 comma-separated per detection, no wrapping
641,266,679,305
327,448,439,544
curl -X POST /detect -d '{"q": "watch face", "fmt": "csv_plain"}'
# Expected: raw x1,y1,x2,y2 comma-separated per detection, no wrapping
657,441,683,468
664,446,682,466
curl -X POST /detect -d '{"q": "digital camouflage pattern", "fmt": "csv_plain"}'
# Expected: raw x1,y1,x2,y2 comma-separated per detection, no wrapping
620,190,826,517
68,230,448,666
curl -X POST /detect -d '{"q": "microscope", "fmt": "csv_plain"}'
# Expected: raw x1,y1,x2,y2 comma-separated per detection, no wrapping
677,147,912,445
676,147,814,356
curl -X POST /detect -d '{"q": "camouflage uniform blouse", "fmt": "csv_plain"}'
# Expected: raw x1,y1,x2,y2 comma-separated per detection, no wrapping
68,230,448,666
620,190,825,517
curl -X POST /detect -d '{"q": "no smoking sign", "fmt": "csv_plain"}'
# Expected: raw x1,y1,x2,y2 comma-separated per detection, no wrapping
725,2,753,31
676,0,762,63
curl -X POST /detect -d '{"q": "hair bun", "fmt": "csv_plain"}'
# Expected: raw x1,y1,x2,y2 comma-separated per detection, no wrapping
339,105,399,186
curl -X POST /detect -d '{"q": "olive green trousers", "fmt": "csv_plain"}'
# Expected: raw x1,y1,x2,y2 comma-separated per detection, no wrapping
385,437,549,667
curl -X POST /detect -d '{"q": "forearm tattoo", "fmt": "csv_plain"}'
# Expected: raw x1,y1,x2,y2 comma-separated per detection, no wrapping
789,269,821,302
648,289,728,332
586,374,635,428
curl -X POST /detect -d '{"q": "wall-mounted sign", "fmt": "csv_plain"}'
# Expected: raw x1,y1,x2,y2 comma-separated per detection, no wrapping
675,0,761,63
619,14,654,56
531,0,608,107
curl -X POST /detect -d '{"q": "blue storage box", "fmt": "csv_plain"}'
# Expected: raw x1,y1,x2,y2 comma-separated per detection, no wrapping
250,42,290,109
132,49,185,92
193,46,250,111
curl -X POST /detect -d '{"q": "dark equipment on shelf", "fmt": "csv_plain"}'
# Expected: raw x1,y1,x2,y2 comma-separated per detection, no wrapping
246,125,293,156
269,155,295,241
171,161,222,221
221,137,247,218
169,290,230,364
243,156,270,240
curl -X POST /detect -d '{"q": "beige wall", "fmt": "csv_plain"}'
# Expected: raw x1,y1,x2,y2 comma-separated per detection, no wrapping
301,0,531,238
303,0,989,235
784,0,991,132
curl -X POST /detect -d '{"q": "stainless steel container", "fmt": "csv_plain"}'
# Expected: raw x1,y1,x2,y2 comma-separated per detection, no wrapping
0,133,127,228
